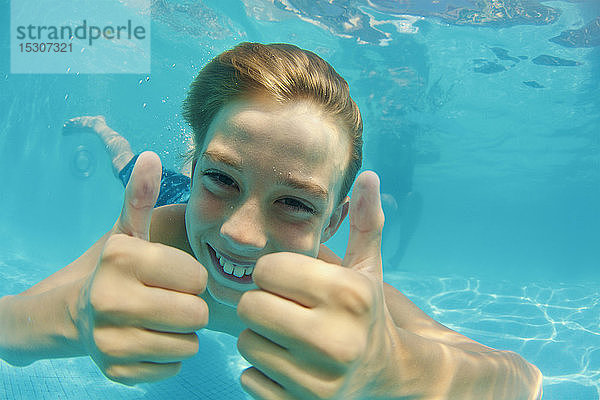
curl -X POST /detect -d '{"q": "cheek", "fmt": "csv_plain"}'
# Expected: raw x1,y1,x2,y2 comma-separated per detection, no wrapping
271,220,323,257
188,188,226,227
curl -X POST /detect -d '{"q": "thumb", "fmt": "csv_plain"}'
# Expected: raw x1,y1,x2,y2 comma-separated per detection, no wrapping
113,151,162,240
342,171,385,282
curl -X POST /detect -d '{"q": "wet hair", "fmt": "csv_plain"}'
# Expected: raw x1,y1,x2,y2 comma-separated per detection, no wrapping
182,42,362,204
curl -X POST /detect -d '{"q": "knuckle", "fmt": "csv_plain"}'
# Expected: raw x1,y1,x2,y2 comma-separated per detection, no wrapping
309,378,344,400
197,265,208,292
324,337,365,366
165,362,183,379
253,252,288,281
101,234,159,278
189,297,209,330
252,256,269,282
236,329,253,357
176,333,200,360
101,235,133,270
104,364,136,385
103,365,122,382
312,324,367,366
329,274,374,316
236,290,260,320
93,328,127,359
185,333,200,357
88,282,119,316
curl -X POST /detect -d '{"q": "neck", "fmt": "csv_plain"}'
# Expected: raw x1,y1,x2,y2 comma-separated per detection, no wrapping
200,291,245,337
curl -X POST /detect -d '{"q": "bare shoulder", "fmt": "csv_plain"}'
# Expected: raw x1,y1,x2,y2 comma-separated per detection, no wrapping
317,244,342,264
149,204,193,255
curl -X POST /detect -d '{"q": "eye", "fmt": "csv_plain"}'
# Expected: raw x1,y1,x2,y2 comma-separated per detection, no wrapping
202,171,237,189
277,198,316,215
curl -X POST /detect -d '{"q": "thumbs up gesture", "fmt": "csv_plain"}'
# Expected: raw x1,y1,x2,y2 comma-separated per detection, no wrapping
75,152,209,384
237,171,398,399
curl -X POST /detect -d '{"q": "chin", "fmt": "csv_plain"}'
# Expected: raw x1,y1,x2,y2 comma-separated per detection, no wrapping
206,277,245,307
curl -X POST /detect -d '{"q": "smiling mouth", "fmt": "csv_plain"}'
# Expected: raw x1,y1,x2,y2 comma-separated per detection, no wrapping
207,244,254,284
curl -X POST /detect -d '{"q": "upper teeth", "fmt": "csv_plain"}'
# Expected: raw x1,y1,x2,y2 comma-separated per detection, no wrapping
215,250,254,277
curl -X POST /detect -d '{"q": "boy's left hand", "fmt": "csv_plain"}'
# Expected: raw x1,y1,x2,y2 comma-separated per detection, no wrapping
237,171,397,400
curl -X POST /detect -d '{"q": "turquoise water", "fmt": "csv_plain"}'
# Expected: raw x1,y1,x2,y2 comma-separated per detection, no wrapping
1,0,599,399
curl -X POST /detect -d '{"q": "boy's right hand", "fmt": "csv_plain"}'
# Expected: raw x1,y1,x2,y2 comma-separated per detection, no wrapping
75,151,208,385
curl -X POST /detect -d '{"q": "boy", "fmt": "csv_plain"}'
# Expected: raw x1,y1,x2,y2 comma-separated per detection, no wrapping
0,42,542,399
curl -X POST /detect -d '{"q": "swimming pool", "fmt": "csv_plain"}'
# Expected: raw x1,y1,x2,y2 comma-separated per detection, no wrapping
1,0,599,399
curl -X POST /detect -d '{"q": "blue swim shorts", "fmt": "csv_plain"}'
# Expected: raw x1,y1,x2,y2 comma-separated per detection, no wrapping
118,154,191,207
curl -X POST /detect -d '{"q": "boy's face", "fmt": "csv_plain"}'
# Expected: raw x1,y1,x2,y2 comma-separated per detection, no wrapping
185,96,351,306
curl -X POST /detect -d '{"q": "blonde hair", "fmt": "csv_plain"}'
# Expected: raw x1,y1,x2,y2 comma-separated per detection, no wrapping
182,42,363,202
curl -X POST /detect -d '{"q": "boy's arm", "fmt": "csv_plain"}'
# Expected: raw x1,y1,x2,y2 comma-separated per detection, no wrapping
0,208,196,367
382,282,543,399
0,154,207,387
20,231,111,296
0,232,110,365
318,244,542,399
0,204,180,365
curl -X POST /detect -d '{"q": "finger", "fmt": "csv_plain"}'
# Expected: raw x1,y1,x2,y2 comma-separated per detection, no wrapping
238,289,367,372
134,286,209,332
133,240,208,294
237,289,313,350
253,252,340,307
238,330,340,400
114,151,162,239
253,252,371,313
100,277,208,332
94,326,199,364
342,171,385,281
105,234,207,295
104,360,182,386
241,367,290,400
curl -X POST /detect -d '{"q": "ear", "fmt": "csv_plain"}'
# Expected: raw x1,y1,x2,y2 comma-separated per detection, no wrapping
320,196,350,243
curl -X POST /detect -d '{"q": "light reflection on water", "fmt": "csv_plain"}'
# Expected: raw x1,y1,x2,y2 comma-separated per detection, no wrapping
386,272,600,399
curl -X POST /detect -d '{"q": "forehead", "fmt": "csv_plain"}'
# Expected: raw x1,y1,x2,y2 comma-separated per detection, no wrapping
213,98,346,162
202,97,350,198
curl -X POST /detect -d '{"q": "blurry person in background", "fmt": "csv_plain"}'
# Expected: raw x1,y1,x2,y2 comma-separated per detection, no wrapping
371,122,423,267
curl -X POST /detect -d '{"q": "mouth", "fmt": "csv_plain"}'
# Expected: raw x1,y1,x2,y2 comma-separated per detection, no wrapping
207,244,254,285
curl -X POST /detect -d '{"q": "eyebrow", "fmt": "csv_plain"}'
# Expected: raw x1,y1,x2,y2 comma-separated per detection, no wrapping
201,150,329,201
202,150,242,171
278,175,329,202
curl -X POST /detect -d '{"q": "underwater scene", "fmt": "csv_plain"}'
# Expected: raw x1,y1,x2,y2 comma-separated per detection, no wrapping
1,0,599,399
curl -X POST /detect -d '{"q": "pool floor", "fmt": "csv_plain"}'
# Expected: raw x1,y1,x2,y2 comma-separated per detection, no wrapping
1,257,598,399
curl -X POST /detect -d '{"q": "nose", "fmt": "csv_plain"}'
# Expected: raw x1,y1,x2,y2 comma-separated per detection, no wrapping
220,198,267,252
